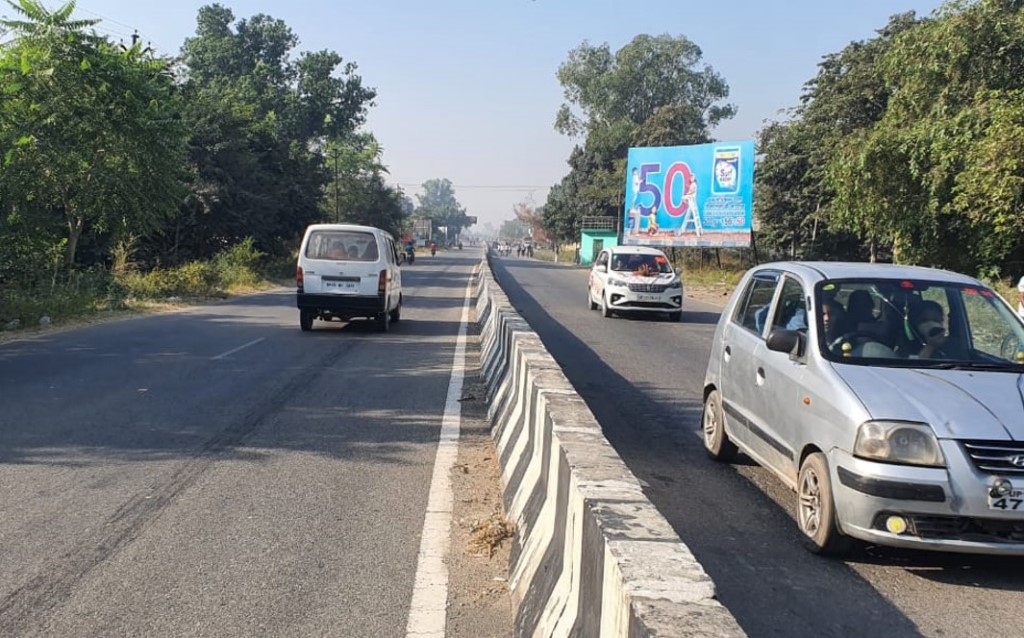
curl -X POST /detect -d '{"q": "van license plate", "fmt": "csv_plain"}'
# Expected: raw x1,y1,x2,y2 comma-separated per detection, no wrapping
988,489,1024,511
637,294,660,302
324,280,357,293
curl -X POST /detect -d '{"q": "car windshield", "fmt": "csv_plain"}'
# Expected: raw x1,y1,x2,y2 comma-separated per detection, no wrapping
305,230,379,261
815,278,1024,370
610,253,672,274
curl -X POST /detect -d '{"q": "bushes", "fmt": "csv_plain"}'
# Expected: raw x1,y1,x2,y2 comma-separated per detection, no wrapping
0,238,271,330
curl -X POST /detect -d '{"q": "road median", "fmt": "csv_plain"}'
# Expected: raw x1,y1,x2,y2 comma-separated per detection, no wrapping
476,253,746,637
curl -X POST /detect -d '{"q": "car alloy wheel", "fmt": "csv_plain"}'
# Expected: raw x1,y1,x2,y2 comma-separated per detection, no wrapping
601,293,612,318
797,452,851,556
702,390,737,461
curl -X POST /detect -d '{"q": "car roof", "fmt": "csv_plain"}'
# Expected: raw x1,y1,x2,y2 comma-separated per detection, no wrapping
304,223,392,238
609,245,666,256
755,261,982,286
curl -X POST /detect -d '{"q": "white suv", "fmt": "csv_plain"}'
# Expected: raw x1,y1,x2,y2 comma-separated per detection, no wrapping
587,246,683,321
296,224,403,332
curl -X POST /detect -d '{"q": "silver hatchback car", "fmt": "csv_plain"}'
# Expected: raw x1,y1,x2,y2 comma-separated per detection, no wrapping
703,262,1024,556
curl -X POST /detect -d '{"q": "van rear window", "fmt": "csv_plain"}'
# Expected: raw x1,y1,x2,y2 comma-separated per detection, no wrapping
305,230,379,261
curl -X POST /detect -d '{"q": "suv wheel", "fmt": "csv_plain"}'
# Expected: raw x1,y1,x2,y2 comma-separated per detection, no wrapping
702,390,737,461
300,309,314,332
588,286,598,310
600,293,612,318
797,453,852,556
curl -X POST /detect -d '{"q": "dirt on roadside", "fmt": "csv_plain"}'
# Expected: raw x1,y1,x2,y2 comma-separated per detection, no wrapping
446,323,514,638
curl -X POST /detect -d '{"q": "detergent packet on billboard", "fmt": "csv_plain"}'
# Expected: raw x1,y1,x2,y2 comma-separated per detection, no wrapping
712,146,741,195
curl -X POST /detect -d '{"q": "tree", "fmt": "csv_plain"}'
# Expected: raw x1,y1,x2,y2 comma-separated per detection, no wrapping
174,3,376,261
415,178,469,242
754,12,920,262
546,33,736,237
0,0,188,268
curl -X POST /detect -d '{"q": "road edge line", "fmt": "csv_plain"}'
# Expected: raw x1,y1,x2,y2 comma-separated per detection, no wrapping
404,266,477,638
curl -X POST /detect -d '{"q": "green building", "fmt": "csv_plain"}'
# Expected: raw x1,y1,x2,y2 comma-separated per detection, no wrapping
579,216,619,266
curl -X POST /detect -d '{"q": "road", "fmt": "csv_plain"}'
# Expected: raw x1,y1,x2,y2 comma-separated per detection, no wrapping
490,254,1024,638
0,252,480,638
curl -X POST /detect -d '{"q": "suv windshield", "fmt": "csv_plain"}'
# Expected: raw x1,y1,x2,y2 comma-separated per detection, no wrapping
815,278,1024,370
305,230,379,262
610,252,672,274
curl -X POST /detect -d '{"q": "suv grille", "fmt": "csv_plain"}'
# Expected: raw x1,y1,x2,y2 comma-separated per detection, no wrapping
628,283,668,293
962,441,1024,475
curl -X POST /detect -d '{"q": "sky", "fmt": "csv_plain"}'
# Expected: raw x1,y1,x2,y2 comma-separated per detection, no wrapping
50,0,948,232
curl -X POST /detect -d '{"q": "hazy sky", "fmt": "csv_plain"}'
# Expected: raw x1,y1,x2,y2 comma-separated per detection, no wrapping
55,0,946,230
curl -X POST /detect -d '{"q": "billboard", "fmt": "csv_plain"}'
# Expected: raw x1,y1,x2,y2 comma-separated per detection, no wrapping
623,141,754,248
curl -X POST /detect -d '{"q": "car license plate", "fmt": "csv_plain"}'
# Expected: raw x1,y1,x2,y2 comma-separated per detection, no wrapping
324,280,358,293
637,294,660,302
988,489,1024,511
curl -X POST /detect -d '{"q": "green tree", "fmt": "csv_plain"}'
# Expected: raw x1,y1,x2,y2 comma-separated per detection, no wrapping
174,3,376,261
415,178,469,242
0,0,188,268
546,34,736,236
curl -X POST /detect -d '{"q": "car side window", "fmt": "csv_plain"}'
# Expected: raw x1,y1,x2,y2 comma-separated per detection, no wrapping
771,276,808,333
734,272,781,336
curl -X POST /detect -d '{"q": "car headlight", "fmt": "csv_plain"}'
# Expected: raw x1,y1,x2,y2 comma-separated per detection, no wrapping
853,421,945,467
608,278,628,287
666,279,682,290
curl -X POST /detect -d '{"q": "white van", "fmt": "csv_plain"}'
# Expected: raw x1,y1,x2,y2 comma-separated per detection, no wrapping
296,224,403,332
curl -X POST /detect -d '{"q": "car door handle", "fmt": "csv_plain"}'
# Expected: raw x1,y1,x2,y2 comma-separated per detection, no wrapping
756,367,766,385
724,345,731,361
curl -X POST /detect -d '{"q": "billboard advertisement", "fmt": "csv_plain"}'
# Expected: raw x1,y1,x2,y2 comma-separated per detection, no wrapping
622,141,754,247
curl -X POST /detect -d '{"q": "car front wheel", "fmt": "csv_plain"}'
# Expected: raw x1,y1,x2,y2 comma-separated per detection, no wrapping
702,389,737,461
600,293,612,318
588,286,598,310
797,453,852,556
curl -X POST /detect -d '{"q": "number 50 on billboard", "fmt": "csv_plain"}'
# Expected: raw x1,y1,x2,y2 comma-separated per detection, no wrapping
623,141,754,248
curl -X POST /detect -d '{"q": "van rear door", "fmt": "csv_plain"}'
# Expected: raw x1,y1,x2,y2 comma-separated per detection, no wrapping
301,229,382,296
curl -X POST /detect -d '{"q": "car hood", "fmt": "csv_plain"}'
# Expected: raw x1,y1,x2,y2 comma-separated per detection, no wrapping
834,365,1024,440
609,271,677,284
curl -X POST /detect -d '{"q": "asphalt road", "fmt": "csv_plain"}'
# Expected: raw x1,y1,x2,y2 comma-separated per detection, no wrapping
0,251,480,638
490,254,1024,638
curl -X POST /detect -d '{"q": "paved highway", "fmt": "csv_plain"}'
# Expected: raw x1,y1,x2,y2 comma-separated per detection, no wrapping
0,252,480,637
491,254,1024,638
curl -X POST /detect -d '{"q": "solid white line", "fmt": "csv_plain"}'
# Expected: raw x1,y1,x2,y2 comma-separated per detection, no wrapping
210,337,265,360
405,268,476,638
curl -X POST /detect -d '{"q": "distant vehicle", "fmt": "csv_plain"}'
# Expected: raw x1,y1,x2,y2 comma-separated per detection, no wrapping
587,246,683,321
704,261,1024,556
296,224,403,332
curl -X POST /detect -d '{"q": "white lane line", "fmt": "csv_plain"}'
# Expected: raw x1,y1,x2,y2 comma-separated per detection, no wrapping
210,337,265,360
405,268,476,638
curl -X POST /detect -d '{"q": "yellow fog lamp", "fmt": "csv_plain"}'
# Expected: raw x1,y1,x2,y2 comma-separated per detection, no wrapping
885,515,909,535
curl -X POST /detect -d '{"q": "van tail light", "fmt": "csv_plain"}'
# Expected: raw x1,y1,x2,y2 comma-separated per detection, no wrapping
378,269,388,295
296,265,304,292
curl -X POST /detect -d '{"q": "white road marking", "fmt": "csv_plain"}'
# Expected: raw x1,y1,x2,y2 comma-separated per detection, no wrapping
405,268,475,638
210,338,265,360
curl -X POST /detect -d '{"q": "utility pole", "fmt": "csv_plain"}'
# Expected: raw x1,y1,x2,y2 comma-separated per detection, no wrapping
329,147,341,222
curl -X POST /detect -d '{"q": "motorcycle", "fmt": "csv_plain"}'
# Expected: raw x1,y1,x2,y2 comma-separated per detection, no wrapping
405,247,415,264
430,246,437,257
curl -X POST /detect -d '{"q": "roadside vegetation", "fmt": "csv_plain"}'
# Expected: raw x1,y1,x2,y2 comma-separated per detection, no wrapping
534,0,1024,295
0,0,475,335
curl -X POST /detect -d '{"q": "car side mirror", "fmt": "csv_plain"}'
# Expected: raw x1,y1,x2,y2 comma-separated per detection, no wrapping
767,328,804,358
674,267,682,275
595,264,607,273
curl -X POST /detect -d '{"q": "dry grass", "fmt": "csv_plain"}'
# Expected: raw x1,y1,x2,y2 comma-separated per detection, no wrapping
469,506,517,559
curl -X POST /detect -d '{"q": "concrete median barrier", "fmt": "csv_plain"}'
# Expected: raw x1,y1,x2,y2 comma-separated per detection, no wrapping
476,256,746,637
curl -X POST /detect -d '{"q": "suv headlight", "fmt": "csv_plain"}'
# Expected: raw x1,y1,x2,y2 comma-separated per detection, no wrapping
666,279,682,290
608,277,628,287
853,421,945,467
